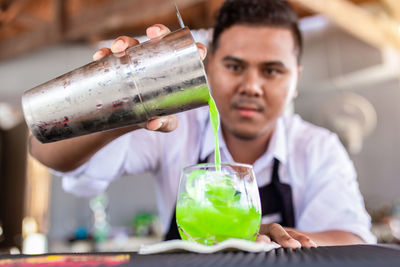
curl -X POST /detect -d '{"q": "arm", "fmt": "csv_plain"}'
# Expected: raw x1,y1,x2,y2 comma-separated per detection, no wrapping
283,131,374,248
29,125,138,172
284,228,365,246
256,131,374,248
29,113,177,172
29,113,178,172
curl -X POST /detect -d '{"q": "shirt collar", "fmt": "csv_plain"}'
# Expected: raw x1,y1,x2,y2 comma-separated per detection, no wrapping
200,116,288,165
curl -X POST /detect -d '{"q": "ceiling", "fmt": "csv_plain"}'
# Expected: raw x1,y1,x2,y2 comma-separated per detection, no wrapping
0,0,396,61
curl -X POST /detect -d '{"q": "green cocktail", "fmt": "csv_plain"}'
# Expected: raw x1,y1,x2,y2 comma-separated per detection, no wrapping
176,163,261,245
175,91,260,245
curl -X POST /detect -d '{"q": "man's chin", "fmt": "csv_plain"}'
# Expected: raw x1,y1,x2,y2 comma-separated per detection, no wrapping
230,129,261,141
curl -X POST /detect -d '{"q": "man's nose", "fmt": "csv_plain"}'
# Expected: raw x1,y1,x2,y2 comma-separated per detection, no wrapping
238,69,263,96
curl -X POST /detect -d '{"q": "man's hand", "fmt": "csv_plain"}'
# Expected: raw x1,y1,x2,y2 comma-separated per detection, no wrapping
92,24,207,133
257,223,317,249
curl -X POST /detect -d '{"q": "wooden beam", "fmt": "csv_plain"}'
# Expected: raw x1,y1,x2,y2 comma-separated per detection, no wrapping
54,0,67,36
289,0,378,16
381,0,400,21
64,0,206,40
0,22,59,60
293,0,400,51
0,0,207,60
0,0,62,60
0,0,28,25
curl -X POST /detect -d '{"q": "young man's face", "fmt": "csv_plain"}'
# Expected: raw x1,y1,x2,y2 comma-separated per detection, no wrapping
207,25,301,140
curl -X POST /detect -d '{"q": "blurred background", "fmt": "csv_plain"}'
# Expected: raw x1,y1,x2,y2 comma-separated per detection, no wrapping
0,0,400,254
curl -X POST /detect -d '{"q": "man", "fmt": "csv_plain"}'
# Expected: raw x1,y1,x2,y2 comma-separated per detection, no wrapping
29,0,376,248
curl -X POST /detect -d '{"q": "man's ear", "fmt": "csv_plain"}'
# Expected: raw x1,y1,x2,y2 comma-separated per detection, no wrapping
292,89,298,99
297,65,303,79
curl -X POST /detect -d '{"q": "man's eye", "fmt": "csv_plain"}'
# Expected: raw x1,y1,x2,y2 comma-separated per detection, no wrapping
263,68,281,76
226,64,243,72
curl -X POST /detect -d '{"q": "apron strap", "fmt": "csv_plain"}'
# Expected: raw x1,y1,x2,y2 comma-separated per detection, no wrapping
164,205,180,240
259,158,295,227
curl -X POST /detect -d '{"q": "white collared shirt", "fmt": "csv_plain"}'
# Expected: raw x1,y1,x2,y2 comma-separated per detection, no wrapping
61,106,376,243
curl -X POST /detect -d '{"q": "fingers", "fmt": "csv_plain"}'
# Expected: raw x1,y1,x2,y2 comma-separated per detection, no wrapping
110,36,140,54
261,223,301,249
146,115,178,132
146,24,207,60
93,36,139,61
93,48,112,61
146,24,171,39
256,234,271,244
286,229,317,248
102,25,206,62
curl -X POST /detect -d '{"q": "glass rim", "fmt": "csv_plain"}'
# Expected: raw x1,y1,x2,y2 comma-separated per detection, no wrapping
182,162,253,172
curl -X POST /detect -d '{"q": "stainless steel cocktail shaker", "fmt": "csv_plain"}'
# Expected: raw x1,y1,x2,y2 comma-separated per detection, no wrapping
22,27,210,143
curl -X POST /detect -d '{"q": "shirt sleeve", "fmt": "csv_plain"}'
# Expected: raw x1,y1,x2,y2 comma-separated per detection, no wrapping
59,129,161,198
296,132,376,244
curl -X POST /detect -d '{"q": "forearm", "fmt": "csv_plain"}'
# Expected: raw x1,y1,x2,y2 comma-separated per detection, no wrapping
29,125,138,172
294,229,366,246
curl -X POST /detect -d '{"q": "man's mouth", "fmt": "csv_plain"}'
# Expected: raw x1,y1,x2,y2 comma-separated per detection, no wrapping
236,107,260,117
234,104,262,118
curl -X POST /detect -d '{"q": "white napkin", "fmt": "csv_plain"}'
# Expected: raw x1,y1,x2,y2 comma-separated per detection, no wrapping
138,239,280,254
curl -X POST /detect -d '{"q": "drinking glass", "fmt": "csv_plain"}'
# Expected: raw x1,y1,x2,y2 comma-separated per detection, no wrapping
176,163,261,245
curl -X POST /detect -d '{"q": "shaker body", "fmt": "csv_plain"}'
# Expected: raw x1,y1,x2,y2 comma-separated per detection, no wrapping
22,27,210,143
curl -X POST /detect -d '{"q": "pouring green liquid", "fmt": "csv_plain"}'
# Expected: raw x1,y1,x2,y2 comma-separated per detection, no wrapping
208,96,221,170
175,92,261,245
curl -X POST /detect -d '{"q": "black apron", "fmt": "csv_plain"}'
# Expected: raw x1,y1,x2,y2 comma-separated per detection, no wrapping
165,155,295,240
258,158,295,227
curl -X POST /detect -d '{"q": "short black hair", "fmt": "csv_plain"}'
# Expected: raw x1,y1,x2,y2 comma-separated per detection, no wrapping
211,0,303,62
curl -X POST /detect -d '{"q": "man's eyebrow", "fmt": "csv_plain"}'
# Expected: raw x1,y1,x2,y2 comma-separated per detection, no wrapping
222,56,287,69
261,61,287,68
222,56,245,64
